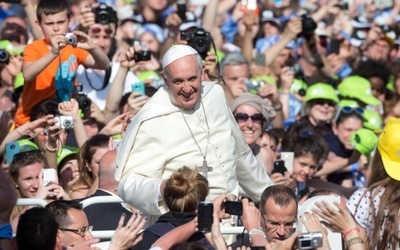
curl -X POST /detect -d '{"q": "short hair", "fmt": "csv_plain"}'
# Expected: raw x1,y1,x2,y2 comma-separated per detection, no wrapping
164,166,209,213
306,189,343,199
30,99,59,121
259,185,297,215
353,59,391,91
219,52,250,76
9,151,48,182
46,200,82,228
36,0,71,23
17,207,59,250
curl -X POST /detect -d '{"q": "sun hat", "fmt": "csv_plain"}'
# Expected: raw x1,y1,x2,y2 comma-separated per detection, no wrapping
338,76,380,106
377,118,400,180
57,146,78,166
349,128,378,155
362,109,383,131
304,83,339,103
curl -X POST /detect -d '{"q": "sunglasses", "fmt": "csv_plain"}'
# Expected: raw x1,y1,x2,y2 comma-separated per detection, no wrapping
235,113,264,124
13,150,42,162
90,27,113,34
334,106,364,123
313,99,336,107
59,226,93,237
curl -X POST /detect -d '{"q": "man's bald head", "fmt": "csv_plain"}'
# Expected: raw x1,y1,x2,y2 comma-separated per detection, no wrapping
98,150,118,192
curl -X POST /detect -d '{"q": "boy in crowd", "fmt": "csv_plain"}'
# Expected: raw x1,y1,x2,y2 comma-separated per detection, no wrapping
14,0,109,126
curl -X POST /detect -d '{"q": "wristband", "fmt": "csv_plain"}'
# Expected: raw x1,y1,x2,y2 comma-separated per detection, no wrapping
350,162,359,172
343,226,359,238
0,223,12,240
248,227,266,242
346,237,363,247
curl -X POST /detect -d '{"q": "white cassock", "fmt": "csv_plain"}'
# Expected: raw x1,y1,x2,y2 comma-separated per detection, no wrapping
115,81,273,215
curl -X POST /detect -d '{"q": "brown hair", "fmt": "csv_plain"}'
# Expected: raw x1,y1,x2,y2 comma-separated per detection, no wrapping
164,167,209,213
9,151,48,182
360,150,400,249
36,0,71,23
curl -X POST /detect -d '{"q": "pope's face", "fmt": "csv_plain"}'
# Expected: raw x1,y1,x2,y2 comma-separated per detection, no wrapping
162,55,202,110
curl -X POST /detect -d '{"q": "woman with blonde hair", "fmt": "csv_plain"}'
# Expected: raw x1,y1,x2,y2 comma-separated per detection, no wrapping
347,118,400,249
132,166,211,250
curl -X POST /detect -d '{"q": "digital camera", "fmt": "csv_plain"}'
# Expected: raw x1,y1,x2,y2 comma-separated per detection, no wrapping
76,93,91,118
133,50,151,62
65,33,77,46
297,232,323,250
181,28,211,59
300,14,317,38
55,115,74,130
93,3,118,25
245,80,264,94
0,49,10,64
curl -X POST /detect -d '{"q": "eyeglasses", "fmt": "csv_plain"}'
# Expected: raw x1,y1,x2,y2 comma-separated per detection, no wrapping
265,218,297,229
334,106,364,123
13,150,42,162
59,226,93,237
235,113,264,124
313,99,336,107
90,27,113,34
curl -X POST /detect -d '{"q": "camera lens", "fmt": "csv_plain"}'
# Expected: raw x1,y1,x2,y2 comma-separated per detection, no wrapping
64,119,72,127
10,145,15,149
0,49,10,64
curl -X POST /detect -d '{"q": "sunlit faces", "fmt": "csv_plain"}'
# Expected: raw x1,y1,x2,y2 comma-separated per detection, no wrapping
222,64,250,97
59,208,94,246
271,48,292,76
234,105,263,148
308,99,336,125
263,22,280,37
88,24,112,55
292,153,318,182
13,162,44,198
262,198,297,242
86,147,109,178
162,55,202,110
333,117,363,150
257,133,278,174
59,158,79,189
38,10,70,44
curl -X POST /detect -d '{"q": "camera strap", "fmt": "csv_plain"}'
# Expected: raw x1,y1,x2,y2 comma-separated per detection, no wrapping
84,66,112,91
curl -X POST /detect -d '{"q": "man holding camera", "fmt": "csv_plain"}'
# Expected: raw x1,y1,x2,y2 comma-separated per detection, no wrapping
116,45,273,217
14,0,110,127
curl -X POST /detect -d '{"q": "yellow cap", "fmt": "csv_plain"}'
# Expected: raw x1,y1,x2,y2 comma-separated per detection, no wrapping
378,118,400,181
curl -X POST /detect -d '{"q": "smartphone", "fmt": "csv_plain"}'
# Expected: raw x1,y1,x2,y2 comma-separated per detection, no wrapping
43,168,57,185
132,82,146,97
271,160,287,175
328,39,341,55
197,201,213,232
177,2,186,22
225,201,243,216
280,152,294,172
5,142,20,164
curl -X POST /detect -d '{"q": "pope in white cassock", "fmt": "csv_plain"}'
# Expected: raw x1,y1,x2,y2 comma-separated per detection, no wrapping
115,45,273,215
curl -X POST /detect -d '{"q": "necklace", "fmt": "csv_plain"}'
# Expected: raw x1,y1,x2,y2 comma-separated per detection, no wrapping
181,100,213,178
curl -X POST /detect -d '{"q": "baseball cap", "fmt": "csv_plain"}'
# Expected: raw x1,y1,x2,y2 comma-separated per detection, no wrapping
377,118,400,181
17,139,39,152
305,83,339,103
349,128,378,155
362,109,383,131
179,12,200,31
261,10,280,26
338,99,359,108
338,76,381,106
57,146,78,166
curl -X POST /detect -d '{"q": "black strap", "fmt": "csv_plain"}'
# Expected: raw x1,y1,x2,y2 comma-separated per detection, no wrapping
85,66,112,91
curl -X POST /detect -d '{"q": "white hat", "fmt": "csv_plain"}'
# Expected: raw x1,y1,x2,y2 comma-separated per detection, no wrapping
162,45,198,69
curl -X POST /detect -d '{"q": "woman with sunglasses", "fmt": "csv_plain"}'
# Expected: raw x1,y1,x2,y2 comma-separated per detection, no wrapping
283,83,339,151
314,105,365,188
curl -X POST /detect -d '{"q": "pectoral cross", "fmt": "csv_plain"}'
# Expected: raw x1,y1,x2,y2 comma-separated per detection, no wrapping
199,159,213,179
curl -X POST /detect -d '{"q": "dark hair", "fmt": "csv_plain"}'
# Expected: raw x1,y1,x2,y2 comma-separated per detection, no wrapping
30,99,59,121
306,189,343,199
259,185,297,215
335,110,363,125
353,59,391,92
9,152,49,183
17,207,59,250
0,21,29,44
36,0,71,23
164,167,209,212
46,200,82,228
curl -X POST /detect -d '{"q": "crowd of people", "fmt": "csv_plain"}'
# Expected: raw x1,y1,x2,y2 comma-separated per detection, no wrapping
0,0,400,249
